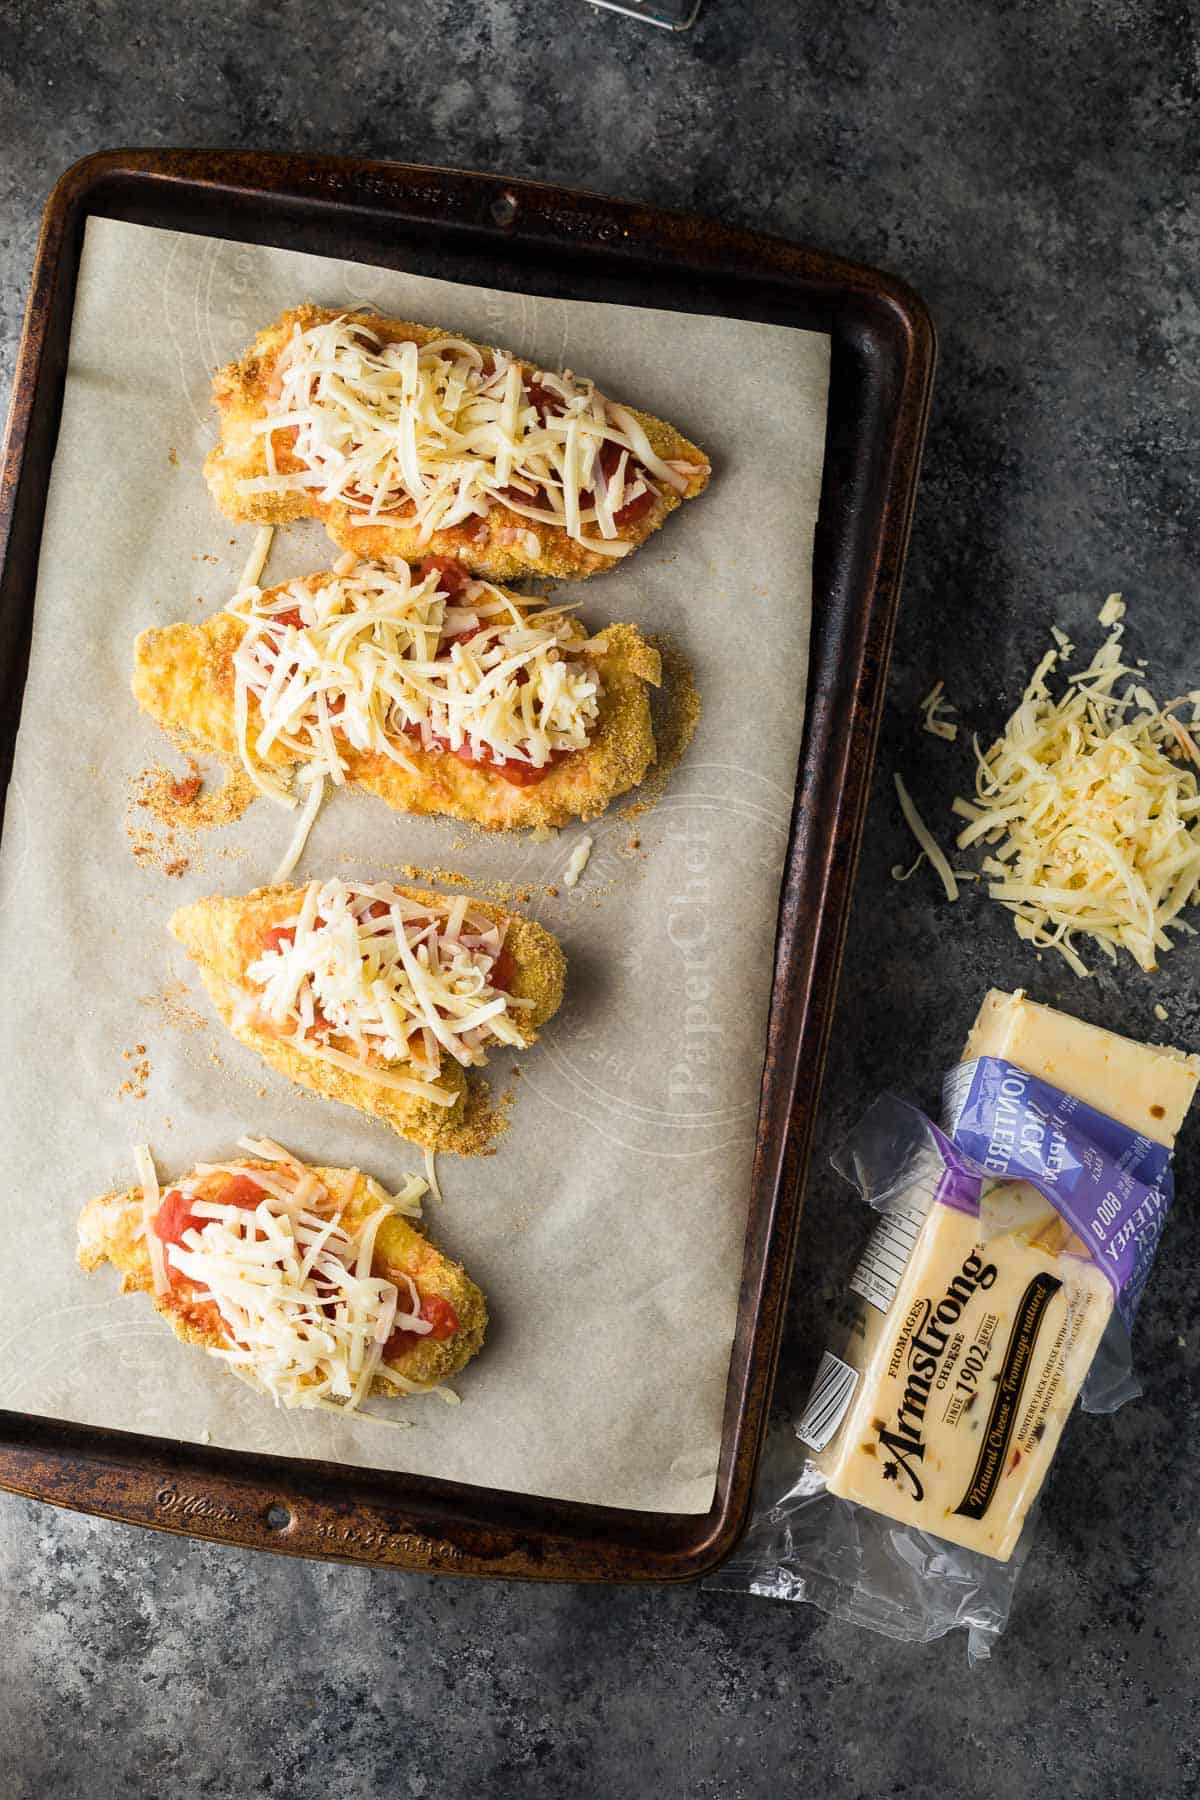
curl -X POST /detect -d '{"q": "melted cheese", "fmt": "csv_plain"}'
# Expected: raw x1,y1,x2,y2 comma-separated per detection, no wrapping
234,314,691,556
243,877,530,1101
954,620,1200,974
227,558,602,807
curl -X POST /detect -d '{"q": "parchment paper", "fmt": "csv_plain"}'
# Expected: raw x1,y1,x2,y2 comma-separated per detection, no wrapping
0,217,828,1513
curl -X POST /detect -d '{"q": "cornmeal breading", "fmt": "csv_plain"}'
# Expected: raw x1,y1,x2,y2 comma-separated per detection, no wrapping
78,1162,487,1393
170,883,565,1152
205,305,710,581
131,578,662,831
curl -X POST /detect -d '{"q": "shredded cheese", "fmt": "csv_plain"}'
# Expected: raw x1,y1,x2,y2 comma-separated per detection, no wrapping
226,557,601,809
272,771,325,884
1098,591,1126,627
239,525,275,591
919,679,959,743
954,616,1200,974
236,314,691,556
241,877,528,1099
167,1176,419,1411
894,773,959,902
563,834,594,889
128,1139,450,1411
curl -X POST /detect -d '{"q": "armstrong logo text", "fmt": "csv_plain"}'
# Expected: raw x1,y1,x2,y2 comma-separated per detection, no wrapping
878,1249,998,1500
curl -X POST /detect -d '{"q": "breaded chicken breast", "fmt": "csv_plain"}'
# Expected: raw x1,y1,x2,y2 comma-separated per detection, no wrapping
171,879,565,1153
132,557,662,831
78,1145,487,1402
205,305,710,581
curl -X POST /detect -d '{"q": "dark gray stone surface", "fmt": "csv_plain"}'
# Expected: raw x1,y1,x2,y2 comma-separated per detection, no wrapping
3,1,1200,1794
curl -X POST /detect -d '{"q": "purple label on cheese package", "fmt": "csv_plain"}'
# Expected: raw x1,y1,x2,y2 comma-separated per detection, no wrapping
939,1056,1174,1326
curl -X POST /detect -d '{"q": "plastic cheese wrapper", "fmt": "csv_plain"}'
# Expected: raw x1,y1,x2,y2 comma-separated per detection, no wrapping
707,990,1200,1659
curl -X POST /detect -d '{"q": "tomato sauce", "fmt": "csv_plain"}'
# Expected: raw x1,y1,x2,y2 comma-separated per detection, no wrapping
384,1288,460,1360
401,718,570,787
154,1175,266,1294
450,738,570,787
489,942,516,993
585,439,656,527
169,773,202,806
525,380,562,424
417,556,470,598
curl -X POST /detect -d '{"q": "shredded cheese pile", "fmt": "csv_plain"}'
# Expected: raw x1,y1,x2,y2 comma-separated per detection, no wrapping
244,878,530,1103
236,314,697,556
952,610,1200,975
229,557,600,792
228,557,603,880
137,1137,434,1411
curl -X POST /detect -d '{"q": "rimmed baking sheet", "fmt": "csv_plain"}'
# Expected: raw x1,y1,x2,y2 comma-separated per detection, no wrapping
0,214,828,1514
0,152,934,1575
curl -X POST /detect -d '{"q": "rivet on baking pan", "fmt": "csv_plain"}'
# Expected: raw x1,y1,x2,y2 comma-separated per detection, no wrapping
265,1502,293,1531
491,191,519,229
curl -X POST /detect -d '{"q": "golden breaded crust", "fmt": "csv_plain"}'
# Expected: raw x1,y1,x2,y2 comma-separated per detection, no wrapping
204,304,710,581
170,883,565,1153
77,1163,487,1392
131,583,661,829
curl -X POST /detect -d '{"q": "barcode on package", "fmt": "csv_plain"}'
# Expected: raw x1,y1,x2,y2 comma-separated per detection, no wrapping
940,1057,978,1138
797,1351,860,1451
849,1202,926,1313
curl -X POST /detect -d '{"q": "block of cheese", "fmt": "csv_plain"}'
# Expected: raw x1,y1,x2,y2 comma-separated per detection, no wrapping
964,989,1200,1143
807,990,1199,1562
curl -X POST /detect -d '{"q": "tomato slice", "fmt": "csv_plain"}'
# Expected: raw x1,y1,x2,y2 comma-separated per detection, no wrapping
384,1288,460,1359
262,923,296,954
271,606,306,631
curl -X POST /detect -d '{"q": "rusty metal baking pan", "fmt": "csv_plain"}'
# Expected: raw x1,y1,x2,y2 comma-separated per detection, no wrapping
0,149,934,1579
